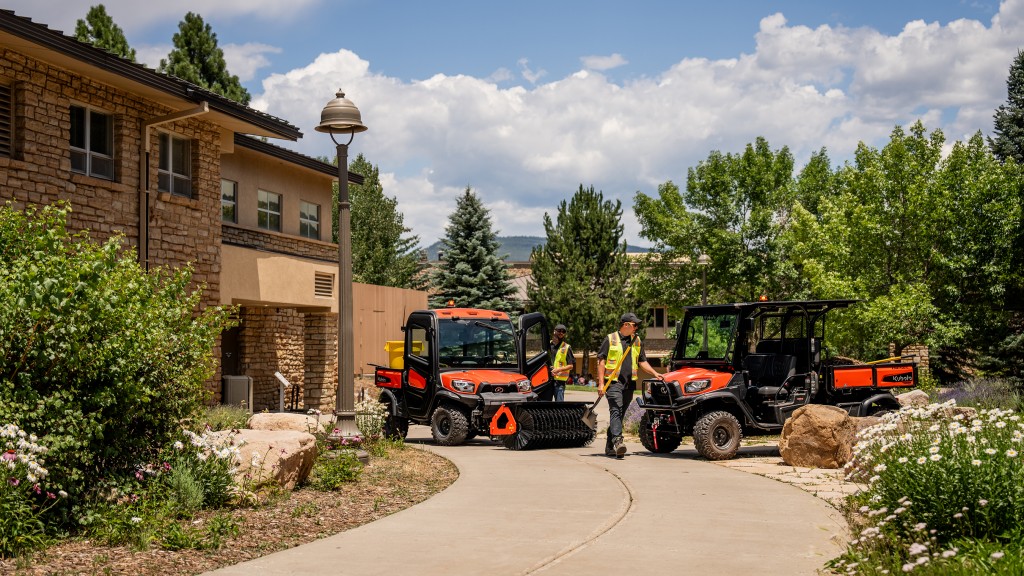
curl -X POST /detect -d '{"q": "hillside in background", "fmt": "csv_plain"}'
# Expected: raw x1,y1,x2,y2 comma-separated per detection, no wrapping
425,236,650,262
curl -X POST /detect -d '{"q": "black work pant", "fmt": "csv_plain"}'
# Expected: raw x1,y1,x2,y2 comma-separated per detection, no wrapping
604,380,634,452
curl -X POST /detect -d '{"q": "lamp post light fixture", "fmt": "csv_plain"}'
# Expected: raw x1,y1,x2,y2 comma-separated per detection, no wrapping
696,253,710,305
316,89,367,437
696,253,711,353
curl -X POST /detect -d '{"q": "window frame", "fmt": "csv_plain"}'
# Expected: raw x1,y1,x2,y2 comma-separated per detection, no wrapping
69,103,115,180
0,83,12,158
221,179,238,223
157,132,192,198
257,189,282,232
299,200,321,240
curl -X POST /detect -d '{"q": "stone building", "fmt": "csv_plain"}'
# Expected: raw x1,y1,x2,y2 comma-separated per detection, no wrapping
0,10,426,411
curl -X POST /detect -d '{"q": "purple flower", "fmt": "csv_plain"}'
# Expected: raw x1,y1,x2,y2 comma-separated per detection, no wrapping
135,470,144,481
46,491,55,499
8,477,19,486
1,450,15,461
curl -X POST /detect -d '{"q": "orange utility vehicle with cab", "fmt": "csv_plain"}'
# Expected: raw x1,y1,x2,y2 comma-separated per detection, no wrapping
374,308,559,445
636,299,918,460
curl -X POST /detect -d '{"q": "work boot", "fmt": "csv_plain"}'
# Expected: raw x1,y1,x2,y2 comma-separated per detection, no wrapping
613,436,626,458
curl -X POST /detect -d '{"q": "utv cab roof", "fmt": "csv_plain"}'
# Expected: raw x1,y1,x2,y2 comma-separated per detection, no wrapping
682,299,859,316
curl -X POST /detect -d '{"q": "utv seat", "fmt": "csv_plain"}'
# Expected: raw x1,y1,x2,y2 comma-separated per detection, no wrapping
743,354,796,399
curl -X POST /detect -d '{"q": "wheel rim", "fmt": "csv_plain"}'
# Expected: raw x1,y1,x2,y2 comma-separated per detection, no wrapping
713,425,732,448
438,414,451,436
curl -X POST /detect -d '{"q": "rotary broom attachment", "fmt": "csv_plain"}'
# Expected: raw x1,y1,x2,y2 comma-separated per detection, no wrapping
489,402,596,450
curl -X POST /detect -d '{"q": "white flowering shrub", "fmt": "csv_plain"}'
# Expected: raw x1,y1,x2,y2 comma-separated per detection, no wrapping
355,398,388,439
1,424,66,557
829,401,1024,574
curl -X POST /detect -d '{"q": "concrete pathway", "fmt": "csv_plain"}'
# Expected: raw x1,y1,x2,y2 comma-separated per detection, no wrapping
206,397,848,576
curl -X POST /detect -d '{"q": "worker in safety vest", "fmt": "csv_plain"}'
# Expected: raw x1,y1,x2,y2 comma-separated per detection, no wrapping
596,312,663,459
550,323,575,402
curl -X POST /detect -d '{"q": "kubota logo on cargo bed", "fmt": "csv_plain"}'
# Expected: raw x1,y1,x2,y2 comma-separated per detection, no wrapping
882,372,914,383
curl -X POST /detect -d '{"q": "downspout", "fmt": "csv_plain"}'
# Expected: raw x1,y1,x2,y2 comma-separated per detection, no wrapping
138,101,210,270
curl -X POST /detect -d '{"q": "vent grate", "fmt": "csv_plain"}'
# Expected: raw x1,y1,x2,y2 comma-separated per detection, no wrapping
0,84,11,157
314,272,334,298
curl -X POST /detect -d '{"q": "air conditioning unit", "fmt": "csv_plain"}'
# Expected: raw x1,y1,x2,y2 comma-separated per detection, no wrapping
222,375,253,413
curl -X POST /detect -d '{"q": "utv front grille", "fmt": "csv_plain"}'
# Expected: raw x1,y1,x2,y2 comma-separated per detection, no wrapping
647,380,684,404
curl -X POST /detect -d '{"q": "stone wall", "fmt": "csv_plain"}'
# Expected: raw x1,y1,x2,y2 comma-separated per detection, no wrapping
303,313,338,412
222,224,337,262
240,307,307,412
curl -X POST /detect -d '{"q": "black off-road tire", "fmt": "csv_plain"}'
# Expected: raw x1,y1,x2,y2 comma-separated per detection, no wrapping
638,412,682,453
431,404,470,446
693,410,742,460
379,397,409,440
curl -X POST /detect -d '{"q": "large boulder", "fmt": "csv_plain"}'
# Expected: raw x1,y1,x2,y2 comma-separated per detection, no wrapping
779,405,856,469
248,412,326,434
896,390,930,408
209,429,318,490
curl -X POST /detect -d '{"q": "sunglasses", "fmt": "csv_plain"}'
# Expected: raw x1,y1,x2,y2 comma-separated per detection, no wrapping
624,322,638,327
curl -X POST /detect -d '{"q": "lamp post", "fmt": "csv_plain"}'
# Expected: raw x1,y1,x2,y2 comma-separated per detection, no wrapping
697,253,710,353
697,253,710,305
316,89,367,437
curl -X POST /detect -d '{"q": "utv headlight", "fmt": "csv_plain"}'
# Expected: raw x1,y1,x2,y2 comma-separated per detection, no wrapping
451,379,475,393
516,379,532,392
684,379,711,394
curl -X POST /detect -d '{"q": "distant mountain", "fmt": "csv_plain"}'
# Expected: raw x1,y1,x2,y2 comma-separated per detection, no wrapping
425,236,650,262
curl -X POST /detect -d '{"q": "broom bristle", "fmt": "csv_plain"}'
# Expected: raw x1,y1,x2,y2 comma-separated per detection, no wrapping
501,404,596,450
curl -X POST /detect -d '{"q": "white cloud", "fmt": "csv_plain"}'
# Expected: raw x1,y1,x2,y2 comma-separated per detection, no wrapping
135,44,171,70
253,1,1023,246
222,43,282,82
517,58,547,84
581,53,628,71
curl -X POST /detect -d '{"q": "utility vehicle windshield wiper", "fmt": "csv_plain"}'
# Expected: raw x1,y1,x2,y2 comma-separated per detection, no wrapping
473,320,514,337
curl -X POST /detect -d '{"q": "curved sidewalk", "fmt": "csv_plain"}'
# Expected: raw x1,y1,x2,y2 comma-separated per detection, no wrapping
206,427,847,575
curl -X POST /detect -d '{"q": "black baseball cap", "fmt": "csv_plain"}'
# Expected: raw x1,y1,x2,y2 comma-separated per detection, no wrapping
620,312,641,325
554,324,567,332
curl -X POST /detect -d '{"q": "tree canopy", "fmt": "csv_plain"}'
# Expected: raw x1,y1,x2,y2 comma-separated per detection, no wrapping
429,188,515,310
337,154,424,289
158,12,250,105
528,185,632,357
990,49,1024,164
74,4,136,61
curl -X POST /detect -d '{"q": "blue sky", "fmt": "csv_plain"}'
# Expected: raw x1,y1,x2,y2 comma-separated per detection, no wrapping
5,1,1017,248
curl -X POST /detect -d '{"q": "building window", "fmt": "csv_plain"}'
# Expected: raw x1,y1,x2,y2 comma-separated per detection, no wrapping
0,84,11,157
70,104,114,179
648,307,668,329
158,133,191,197
221,179,237,223
258,190,281,232
299,201,320,240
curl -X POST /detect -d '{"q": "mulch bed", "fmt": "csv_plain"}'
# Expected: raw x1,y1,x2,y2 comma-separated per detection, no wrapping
1,444,457,576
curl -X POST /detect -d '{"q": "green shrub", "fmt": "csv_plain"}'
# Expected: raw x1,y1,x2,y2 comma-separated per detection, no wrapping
308,449,363,490
200,405,252,432
0,203,235,504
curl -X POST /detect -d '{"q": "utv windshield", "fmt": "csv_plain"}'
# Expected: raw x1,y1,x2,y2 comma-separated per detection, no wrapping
676,312,739,361
437,318,518,368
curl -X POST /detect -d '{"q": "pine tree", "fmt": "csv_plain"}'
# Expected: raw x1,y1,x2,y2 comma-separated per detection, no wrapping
528,185,632,364
158,12,251,105
990,49,1024,164
334,154,424,288
430,188,516,310
74,4,136,61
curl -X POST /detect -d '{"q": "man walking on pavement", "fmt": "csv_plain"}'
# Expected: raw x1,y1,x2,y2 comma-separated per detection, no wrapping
550,324,575,402
597,313,663,459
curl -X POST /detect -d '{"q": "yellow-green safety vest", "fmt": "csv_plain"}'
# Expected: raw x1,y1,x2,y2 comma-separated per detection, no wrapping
604,332,640,381
553,342,571,382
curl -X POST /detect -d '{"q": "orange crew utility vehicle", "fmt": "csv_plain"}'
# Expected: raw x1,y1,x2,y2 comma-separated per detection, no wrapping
636,299,918,460
374,308,596,449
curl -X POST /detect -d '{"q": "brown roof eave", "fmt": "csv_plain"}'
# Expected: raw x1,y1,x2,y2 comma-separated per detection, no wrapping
0,10,301,141
234,135,365,184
